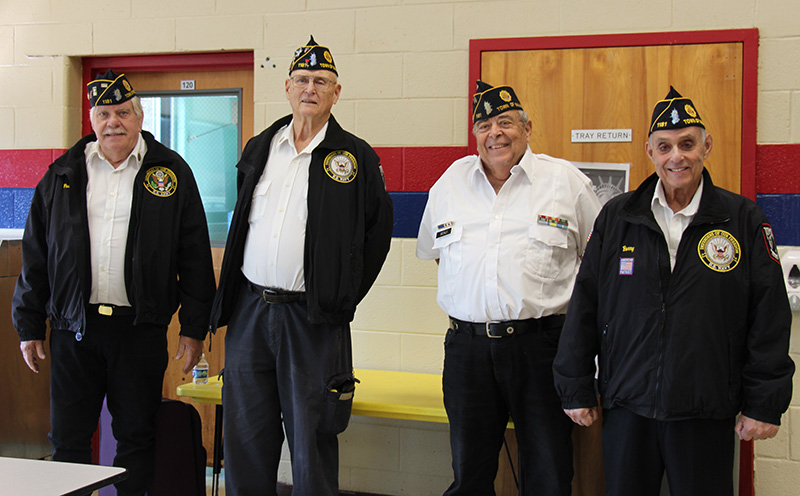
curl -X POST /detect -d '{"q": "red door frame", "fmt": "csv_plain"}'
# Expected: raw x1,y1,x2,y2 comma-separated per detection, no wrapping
82,51,253,136
82,51,252,464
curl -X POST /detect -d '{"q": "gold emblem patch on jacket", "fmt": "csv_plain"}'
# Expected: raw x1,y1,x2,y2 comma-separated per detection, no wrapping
324,151,357,183
144,167,178,197
698,229,740,272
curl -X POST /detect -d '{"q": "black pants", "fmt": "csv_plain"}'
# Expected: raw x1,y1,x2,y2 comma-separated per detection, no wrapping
442,324,574,496
602,407,736,496
49,312,168,496
223,281,355,496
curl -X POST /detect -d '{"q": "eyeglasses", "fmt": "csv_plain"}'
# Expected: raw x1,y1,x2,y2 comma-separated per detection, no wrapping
289,75,337,90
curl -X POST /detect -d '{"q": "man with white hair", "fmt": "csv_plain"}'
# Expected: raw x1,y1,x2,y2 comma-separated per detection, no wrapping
554,87,795,495
13,69,215,495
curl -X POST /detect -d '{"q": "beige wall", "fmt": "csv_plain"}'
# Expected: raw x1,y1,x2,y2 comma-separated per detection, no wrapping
1,1,798,494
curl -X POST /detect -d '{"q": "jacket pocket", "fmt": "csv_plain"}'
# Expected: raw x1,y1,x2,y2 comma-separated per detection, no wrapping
525,223,569,279
318,375,358,435
432,224,463,275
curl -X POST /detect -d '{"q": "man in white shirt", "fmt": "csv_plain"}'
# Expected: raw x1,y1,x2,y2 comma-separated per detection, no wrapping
417,81,601,495
13,70,216,495
209,37,393,496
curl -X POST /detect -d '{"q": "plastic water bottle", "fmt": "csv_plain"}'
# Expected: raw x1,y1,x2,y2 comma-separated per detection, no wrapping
193,353,209,385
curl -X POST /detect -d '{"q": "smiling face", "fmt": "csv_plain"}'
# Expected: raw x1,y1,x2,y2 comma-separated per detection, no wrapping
90,99,143,168
474,110,532,172
646,126,713,208
285,69,341,123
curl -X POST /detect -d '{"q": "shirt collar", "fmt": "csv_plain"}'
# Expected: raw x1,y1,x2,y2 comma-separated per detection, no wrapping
277,119,330,154
86,132,147,171
651,175,704,216
472,145,534,187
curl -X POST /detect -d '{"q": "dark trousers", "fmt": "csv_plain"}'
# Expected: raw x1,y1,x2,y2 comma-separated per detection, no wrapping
602,407,736,496
223,282,354,496
442,324,574,496
49,312,168,496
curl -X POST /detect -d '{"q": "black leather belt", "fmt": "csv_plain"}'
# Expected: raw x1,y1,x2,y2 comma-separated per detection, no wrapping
247,281,306,304
449,315,565,338
88,303,136,317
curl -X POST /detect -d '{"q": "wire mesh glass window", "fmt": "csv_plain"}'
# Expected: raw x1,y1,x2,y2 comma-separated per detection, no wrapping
140,90,241,246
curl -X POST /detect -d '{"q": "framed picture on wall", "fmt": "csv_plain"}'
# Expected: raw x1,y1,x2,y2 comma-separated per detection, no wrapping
575,162,630,205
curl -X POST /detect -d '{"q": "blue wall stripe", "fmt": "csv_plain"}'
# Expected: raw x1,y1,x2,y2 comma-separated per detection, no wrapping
1,187,33,229
389,191,428,239
757,194,800,246
3,188,794,246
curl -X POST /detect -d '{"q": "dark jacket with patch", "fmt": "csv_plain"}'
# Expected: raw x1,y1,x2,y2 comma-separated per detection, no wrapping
554,169,794,424
209,114,393,329
12,131,216,341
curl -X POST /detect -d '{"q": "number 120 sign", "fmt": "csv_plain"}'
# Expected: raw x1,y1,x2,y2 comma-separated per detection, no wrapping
181,80,196,90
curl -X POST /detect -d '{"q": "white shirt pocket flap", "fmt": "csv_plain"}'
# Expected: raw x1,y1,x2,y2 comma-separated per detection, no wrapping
253,179,271,198
432,223,463,250
529,223,569,249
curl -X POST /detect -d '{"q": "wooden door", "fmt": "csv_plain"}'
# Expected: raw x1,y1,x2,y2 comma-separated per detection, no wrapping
480,42,743,193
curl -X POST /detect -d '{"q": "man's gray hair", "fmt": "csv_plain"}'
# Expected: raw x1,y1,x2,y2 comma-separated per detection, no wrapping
89,95,144,121
472,109,529,136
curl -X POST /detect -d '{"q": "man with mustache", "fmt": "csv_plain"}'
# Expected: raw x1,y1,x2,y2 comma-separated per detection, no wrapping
12,69,216,495
553,87,795,495
417,81,601,495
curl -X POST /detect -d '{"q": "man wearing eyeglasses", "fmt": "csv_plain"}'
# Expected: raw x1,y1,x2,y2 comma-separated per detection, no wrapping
209,36,393,496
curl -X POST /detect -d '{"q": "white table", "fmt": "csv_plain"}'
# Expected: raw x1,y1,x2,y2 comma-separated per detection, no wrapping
0,456,127,496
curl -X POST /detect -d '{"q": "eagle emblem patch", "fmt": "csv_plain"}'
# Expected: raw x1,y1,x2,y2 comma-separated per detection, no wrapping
698,229,740,273
324,151,358,184
144,167,178,197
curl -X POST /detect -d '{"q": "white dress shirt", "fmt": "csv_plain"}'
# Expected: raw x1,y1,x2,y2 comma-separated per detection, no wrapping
241,120,328,291
84,133,147,306
651,176,704,271
416,147,601,322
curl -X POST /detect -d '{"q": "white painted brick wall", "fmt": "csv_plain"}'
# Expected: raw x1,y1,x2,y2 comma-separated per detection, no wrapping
176,16,264,51
0,108,14,149
94,19,176,54
15,23,92,60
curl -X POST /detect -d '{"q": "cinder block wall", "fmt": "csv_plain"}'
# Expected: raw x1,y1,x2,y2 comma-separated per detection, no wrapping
1,1,798,495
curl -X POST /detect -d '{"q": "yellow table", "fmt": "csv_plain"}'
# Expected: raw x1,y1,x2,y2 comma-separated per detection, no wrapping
176,368,448,496
177,368,447,420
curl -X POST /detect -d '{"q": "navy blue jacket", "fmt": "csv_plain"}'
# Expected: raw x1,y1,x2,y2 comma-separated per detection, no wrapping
554,169,794,424
12,131,216,341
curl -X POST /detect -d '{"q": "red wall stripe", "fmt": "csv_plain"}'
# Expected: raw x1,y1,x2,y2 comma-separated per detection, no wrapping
756,143,800,194
0,149,66,188
0,144,796,194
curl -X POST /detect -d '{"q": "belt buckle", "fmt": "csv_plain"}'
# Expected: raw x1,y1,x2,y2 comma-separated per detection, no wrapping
260,288,280,303
98,304,113,316
485,321,503,339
